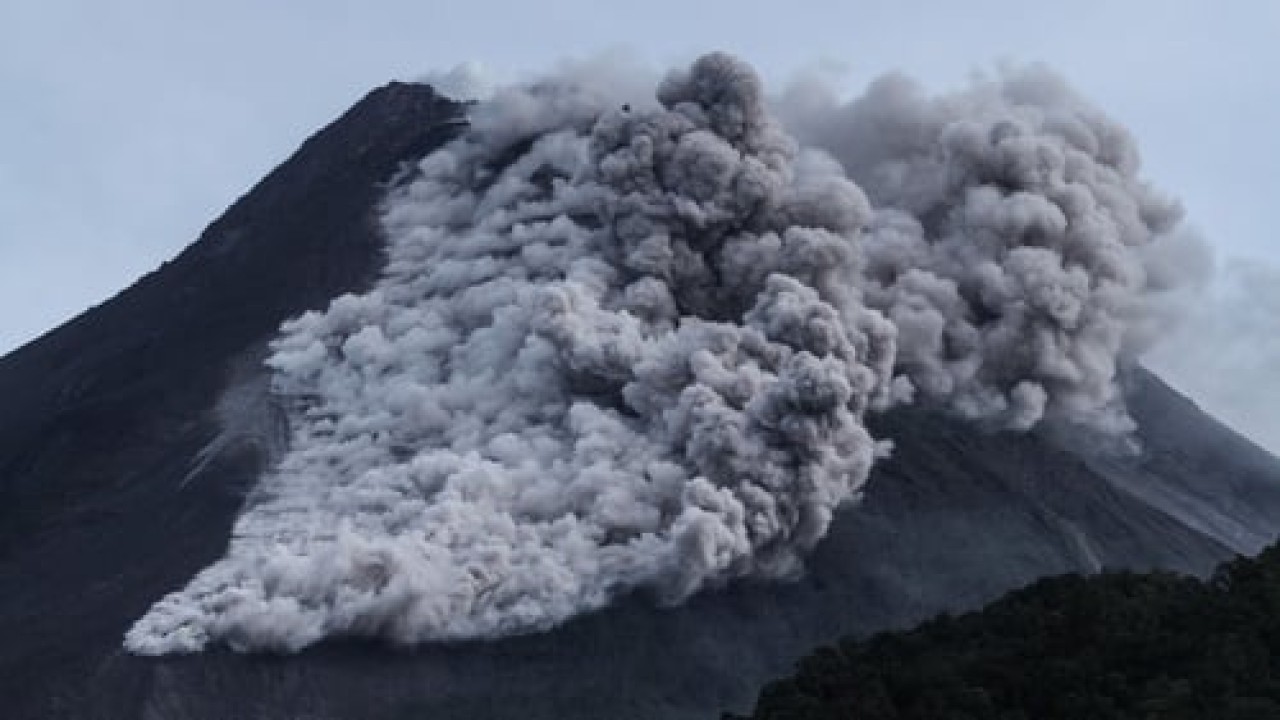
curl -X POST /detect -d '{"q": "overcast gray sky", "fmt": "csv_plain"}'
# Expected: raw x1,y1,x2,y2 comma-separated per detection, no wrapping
1,0,1276,447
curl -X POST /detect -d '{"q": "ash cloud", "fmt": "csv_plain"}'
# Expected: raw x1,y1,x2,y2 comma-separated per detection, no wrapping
781,67,1195,433
416,61,497,103
1146,259,1280,455
126,53,1203,654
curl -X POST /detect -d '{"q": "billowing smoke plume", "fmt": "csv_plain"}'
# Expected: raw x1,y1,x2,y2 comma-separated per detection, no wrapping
781,68,1192,433
126,53,1200,654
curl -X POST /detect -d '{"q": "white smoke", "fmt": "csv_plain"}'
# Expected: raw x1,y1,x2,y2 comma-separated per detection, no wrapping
1146,259,1280,454
126,53,1202,654
780,67,1194,433
416,61,498,103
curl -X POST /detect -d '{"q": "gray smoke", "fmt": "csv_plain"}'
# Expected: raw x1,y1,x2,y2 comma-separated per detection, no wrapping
781,68,1193,433
126,53,1201,654
1146,259,1280,454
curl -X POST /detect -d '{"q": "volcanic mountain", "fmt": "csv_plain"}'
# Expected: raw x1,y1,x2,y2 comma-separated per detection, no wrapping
2,71,1278,720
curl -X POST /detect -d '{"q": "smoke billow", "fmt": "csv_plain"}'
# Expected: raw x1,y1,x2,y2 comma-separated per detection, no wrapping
782,68,1193,433
126,53,1201,654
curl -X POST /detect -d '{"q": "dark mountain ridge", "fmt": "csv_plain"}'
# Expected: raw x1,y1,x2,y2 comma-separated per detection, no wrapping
737,542,1280,719
0,82,1277,720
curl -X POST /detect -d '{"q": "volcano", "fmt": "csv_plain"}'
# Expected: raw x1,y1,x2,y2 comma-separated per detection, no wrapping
2,70,1279,720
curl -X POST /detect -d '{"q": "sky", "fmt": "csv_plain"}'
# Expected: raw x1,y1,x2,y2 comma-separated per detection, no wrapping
1,0,1276,448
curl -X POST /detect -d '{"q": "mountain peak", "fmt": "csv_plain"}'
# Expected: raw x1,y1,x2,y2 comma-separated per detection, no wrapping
1,66,1277,719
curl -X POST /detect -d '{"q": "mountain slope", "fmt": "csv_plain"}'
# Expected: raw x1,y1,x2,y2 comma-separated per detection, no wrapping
0,82,464,718
0,83,1277,720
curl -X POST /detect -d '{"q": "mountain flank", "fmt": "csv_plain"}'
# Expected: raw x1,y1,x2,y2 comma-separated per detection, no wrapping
0,82,1276,720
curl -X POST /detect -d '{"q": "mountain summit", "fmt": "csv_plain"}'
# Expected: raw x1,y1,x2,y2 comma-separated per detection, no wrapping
2,64,1278,720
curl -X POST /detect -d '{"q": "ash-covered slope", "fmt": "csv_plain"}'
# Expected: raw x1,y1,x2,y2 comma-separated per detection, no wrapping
0,81,464,719
0,77,1277,720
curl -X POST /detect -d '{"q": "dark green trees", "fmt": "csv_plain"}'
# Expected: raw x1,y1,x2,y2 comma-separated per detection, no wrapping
736,544,1280,719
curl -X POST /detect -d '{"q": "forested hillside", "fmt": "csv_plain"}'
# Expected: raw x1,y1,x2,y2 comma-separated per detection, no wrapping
737,543,1280,719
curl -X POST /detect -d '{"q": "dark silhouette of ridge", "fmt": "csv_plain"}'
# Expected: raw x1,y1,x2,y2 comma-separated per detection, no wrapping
0,82,1277,720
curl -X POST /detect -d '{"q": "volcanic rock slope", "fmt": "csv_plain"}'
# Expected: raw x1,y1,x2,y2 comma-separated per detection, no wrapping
1,83,1278,720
